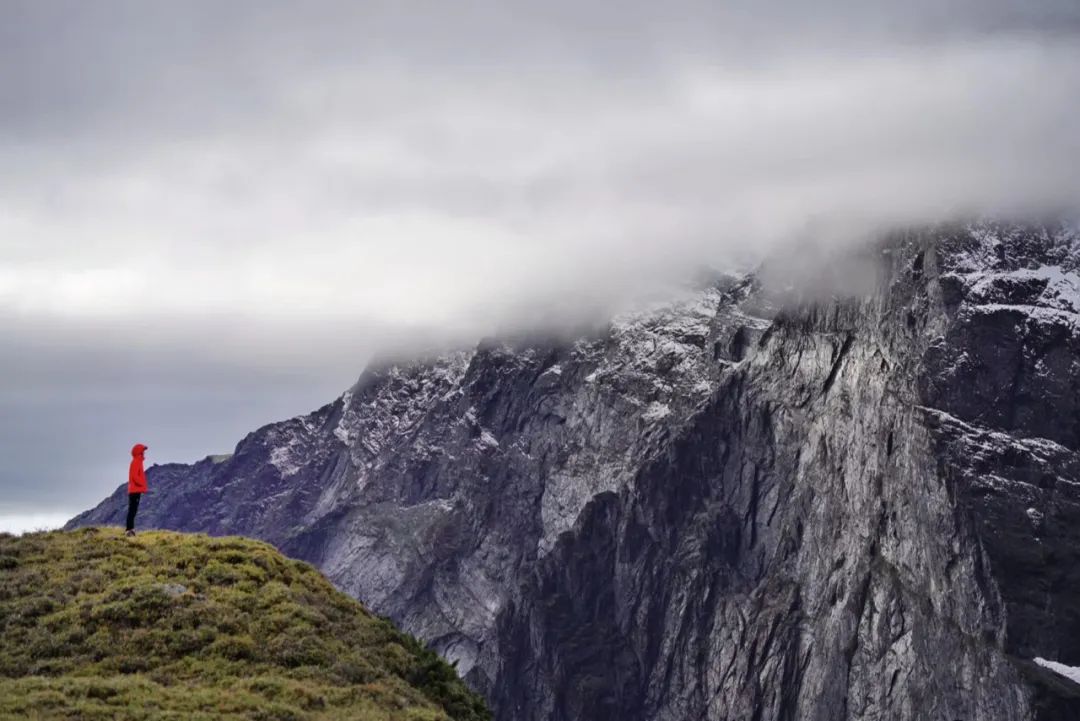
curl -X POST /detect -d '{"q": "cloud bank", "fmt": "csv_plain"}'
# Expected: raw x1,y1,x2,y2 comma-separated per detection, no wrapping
1,0,1079,512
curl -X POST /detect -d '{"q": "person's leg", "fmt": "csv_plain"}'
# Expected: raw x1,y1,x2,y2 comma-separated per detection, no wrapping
126,493,141,531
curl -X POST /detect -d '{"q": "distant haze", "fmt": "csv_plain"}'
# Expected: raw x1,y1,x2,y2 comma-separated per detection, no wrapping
2,0,1079,524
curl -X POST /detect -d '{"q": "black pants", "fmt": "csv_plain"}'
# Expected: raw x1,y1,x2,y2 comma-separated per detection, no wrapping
126,493,142,531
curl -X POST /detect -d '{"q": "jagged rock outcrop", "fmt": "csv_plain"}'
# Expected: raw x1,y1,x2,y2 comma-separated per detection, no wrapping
70,222,1080,720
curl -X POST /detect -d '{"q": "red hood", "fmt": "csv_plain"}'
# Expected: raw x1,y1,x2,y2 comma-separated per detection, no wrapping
131,444,148,458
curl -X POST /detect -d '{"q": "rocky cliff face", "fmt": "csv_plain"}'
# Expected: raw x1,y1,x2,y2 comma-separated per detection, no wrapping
69,222,1080,720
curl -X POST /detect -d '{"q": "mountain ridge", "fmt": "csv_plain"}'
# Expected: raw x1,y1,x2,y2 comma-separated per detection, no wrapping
70,221,1080,720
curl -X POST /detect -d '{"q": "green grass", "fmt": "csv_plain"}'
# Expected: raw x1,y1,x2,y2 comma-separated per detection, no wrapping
0,528,490,721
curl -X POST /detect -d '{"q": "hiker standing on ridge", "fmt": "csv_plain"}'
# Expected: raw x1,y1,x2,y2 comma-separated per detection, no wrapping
126,443,148,537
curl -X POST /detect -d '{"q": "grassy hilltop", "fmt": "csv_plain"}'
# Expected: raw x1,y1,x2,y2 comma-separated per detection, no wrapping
0,528,490,721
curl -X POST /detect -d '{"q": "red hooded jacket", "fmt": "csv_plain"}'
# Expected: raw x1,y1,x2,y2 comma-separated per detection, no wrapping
128,444,148,494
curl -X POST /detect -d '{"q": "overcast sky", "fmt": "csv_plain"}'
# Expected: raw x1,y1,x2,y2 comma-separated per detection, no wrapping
2,0,1079,531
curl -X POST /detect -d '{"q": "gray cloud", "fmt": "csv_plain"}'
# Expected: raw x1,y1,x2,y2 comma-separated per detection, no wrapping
2,0,1079,521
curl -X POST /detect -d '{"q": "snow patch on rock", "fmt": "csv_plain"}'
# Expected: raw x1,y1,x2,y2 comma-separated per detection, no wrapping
643,402,672,422
1035,657,1080,686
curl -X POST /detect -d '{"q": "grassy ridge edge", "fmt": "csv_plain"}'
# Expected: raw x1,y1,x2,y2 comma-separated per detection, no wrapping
0,527,490,721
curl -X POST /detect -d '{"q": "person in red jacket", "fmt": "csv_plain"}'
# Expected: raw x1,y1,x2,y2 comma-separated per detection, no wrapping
126,443,148,536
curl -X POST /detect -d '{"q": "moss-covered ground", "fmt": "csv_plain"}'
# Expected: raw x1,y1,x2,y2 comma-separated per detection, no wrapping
0,528,490,721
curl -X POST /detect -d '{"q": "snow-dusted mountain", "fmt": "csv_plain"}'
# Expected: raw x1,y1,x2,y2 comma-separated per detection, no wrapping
70,222,1080,720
